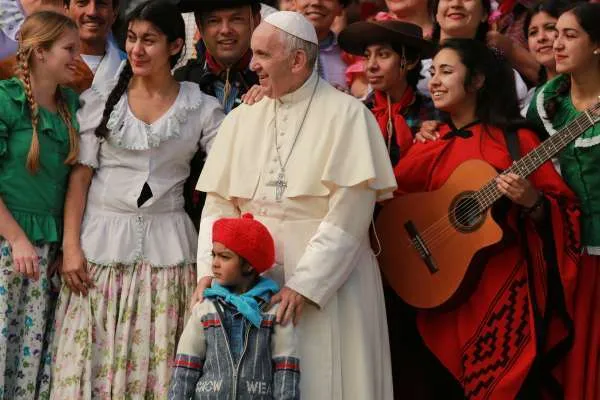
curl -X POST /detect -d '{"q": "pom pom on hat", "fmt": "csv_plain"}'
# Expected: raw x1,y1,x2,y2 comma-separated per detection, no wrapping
212,213,275,274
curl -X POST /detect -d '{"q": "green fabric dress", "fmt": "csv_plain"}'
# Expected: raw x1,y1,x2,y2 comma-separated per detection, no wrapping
527,74,600,253
527,74,600,400
0,77,79,400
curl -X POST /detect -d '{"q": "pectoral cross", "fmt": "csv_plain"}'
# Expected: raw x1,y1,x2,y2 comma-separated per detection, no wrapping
267,171,287,202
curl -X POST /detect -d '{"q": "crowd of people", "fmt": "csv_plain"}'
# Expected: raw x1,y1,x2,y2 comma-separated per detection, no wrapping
0,0,598,399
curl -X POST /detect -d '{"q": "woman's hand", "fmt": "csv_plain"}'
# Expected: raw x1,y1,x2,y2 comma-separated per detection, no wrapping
10,235,40,281
496,173,540,207
414,120,441,143
60,245,93,295
241,85,267,105
189,275,214,308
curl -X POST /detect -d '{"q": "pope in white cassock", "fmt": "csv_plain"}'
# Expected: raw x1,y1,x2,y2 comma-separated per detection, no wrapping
194,11,396,399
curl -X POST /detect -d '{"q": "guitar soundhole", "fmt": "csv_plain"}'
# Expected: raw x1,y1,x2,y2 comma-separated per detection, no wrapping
450,192,484,233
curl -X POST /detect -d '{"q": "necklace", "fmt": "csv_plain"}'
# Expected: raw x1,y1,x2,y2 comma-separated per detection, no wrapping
386,93,393,154
267,75,320,202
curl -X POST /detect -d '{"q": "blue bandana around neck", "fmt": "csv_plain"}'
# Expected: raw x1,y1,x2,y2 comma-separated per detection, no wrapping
203,277,280,328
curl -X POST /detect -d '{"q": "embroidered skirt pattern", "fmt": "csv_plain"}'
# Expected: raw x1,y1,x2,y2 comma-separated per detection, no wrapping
50,261,196,399
0,239,59,400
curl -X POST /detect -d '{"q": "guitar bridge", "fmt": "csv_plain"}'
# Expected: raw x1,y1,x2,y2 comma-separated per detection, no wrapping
404,221,439,274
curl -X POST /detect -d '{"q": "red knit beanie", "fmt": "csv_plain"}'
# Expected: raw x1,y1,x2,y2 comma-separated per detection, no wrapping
212,213,275,273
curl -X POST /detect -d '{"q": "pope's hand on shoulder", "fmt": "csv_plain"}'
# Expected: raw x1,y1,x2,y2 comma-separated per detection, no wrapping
241,85,267,105
271,286,309,326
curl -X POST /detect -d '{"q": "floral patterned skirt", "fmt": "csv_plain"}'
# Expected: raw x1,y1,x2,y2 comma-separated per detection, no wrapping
50,261,196,400
0,239,59,400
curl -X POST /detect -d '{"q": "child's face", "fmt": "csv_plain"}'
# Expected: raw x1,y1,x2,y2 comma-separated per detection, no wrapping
211,242,250,287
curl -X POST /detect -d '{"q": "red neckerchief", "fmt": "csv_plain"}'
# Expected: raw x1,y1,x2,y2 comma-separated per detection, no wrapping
371,87,415,158
205,48,252,76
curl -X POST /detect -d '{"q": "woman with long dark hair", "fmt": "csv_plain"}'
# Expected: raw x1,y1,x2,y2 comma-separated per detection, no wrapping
390,38,580,398
527,3,600,398
520,0,569,114
50,1,224,397
339,20,437,173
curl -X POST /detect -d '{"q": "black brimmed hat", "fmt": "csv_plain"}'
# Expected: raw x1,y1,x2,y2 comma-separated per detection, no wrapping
338,21,436,59
178,0,260,14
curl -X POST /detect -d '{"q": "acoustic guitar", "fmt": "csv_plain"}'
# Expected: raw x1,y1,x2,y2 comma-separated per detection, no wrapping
376,101,600,310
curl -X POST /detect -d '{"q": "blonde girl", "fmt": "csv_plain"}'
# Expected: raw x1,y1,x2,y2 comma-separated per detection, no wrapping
0,11,79,399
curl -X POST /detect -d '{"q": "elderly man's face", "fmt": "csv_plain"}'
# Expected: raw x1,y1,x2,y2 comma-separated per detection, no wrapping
250,23,294,98
197,6,259,66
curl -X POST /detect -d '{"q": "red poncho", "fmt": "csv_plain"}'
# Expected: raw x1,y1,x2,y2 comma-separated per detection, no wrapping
393,123,581,399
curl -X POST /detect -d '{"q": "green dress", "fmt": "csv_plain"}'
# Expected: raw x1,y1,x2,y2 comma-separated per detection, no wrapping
527,74,600,253
527,74,600,400
0,77,79,400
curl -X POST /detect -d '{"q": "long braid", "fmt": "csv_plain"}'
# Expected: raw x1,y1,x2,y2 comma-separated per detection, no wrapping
55,89,79,164
16,47,41,173
95,62,133,139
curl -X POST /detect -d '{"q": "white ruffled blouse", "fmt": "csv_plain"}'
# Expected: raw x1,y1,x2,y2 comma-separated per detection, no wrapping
77,79,225,267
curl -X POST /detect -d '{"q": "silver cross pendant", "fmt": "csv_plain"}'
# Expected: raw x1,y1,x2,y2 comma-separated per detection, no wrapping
267,171,287,202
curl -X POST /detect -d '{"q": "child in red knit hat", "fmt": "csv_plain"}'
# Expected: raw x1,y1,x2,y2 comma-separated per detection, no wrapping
169,214,300,399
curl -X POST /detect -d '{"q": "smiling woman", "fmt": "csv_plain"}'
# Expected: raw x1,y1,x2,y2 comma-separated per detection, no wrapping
0,11,80,400
49,1,225,398
392,38,582,399
526,4,600,398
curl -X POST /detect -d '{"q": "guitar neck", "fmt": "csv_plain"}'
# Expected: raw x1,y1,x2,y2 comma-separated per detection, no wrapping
475,111,596,209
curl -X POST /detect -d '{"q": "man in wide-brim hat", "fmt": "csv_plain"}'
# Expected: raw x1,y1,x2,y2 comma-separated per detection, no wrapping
174,0,262,230
174,0,261,114
339,20,439,397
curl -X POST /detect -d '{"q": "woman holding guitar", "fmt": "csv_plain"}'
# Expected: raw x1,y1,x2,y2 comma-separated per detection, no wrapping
527,3,600,398
388,38,581,398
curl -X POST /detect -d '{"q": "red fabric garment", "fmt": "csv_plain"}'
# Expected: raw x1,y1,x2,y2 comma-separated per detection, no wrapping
558,253,600,400
371,87,415,167
393,123,581,399
205,49,252,75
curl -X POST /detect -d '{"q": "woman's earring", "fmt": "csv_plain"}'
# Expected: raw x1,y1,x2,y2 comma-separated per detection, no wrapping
594,49,600,55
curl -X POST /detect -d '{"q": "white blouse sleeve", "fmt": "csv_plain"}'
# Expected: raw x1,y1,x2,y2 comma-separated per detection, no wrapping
76,87,106,169
198,95,225,156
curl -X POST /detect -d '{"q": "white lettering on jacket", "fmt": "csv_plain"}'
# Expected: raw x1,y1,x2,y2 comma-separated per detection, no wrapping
197,380,223,392
246,381,272,395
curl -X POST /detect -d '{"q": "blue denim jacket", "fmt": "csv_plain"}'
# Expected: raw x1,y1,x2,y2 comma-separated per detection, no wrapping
169,300,300,399
219,300,247,364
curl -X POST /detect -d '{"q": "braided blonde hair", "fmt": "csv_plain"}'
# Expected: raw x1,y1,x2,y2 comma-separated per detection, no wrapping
15,11,79,173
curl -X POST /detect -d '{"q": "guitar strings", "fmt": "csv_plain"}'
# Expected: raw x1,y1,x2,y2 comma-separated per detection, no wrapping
407,107,599,244
401,105,600,254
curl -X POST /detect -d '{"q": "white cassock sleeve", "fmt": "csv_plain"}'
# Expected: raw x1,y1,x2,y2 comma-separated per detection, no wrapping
196,193,240,279
285,183,375,308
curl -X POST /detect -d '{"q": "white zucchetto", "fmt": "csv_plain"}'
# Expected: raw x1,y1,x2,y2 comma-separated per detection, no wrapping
264,11,318,45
